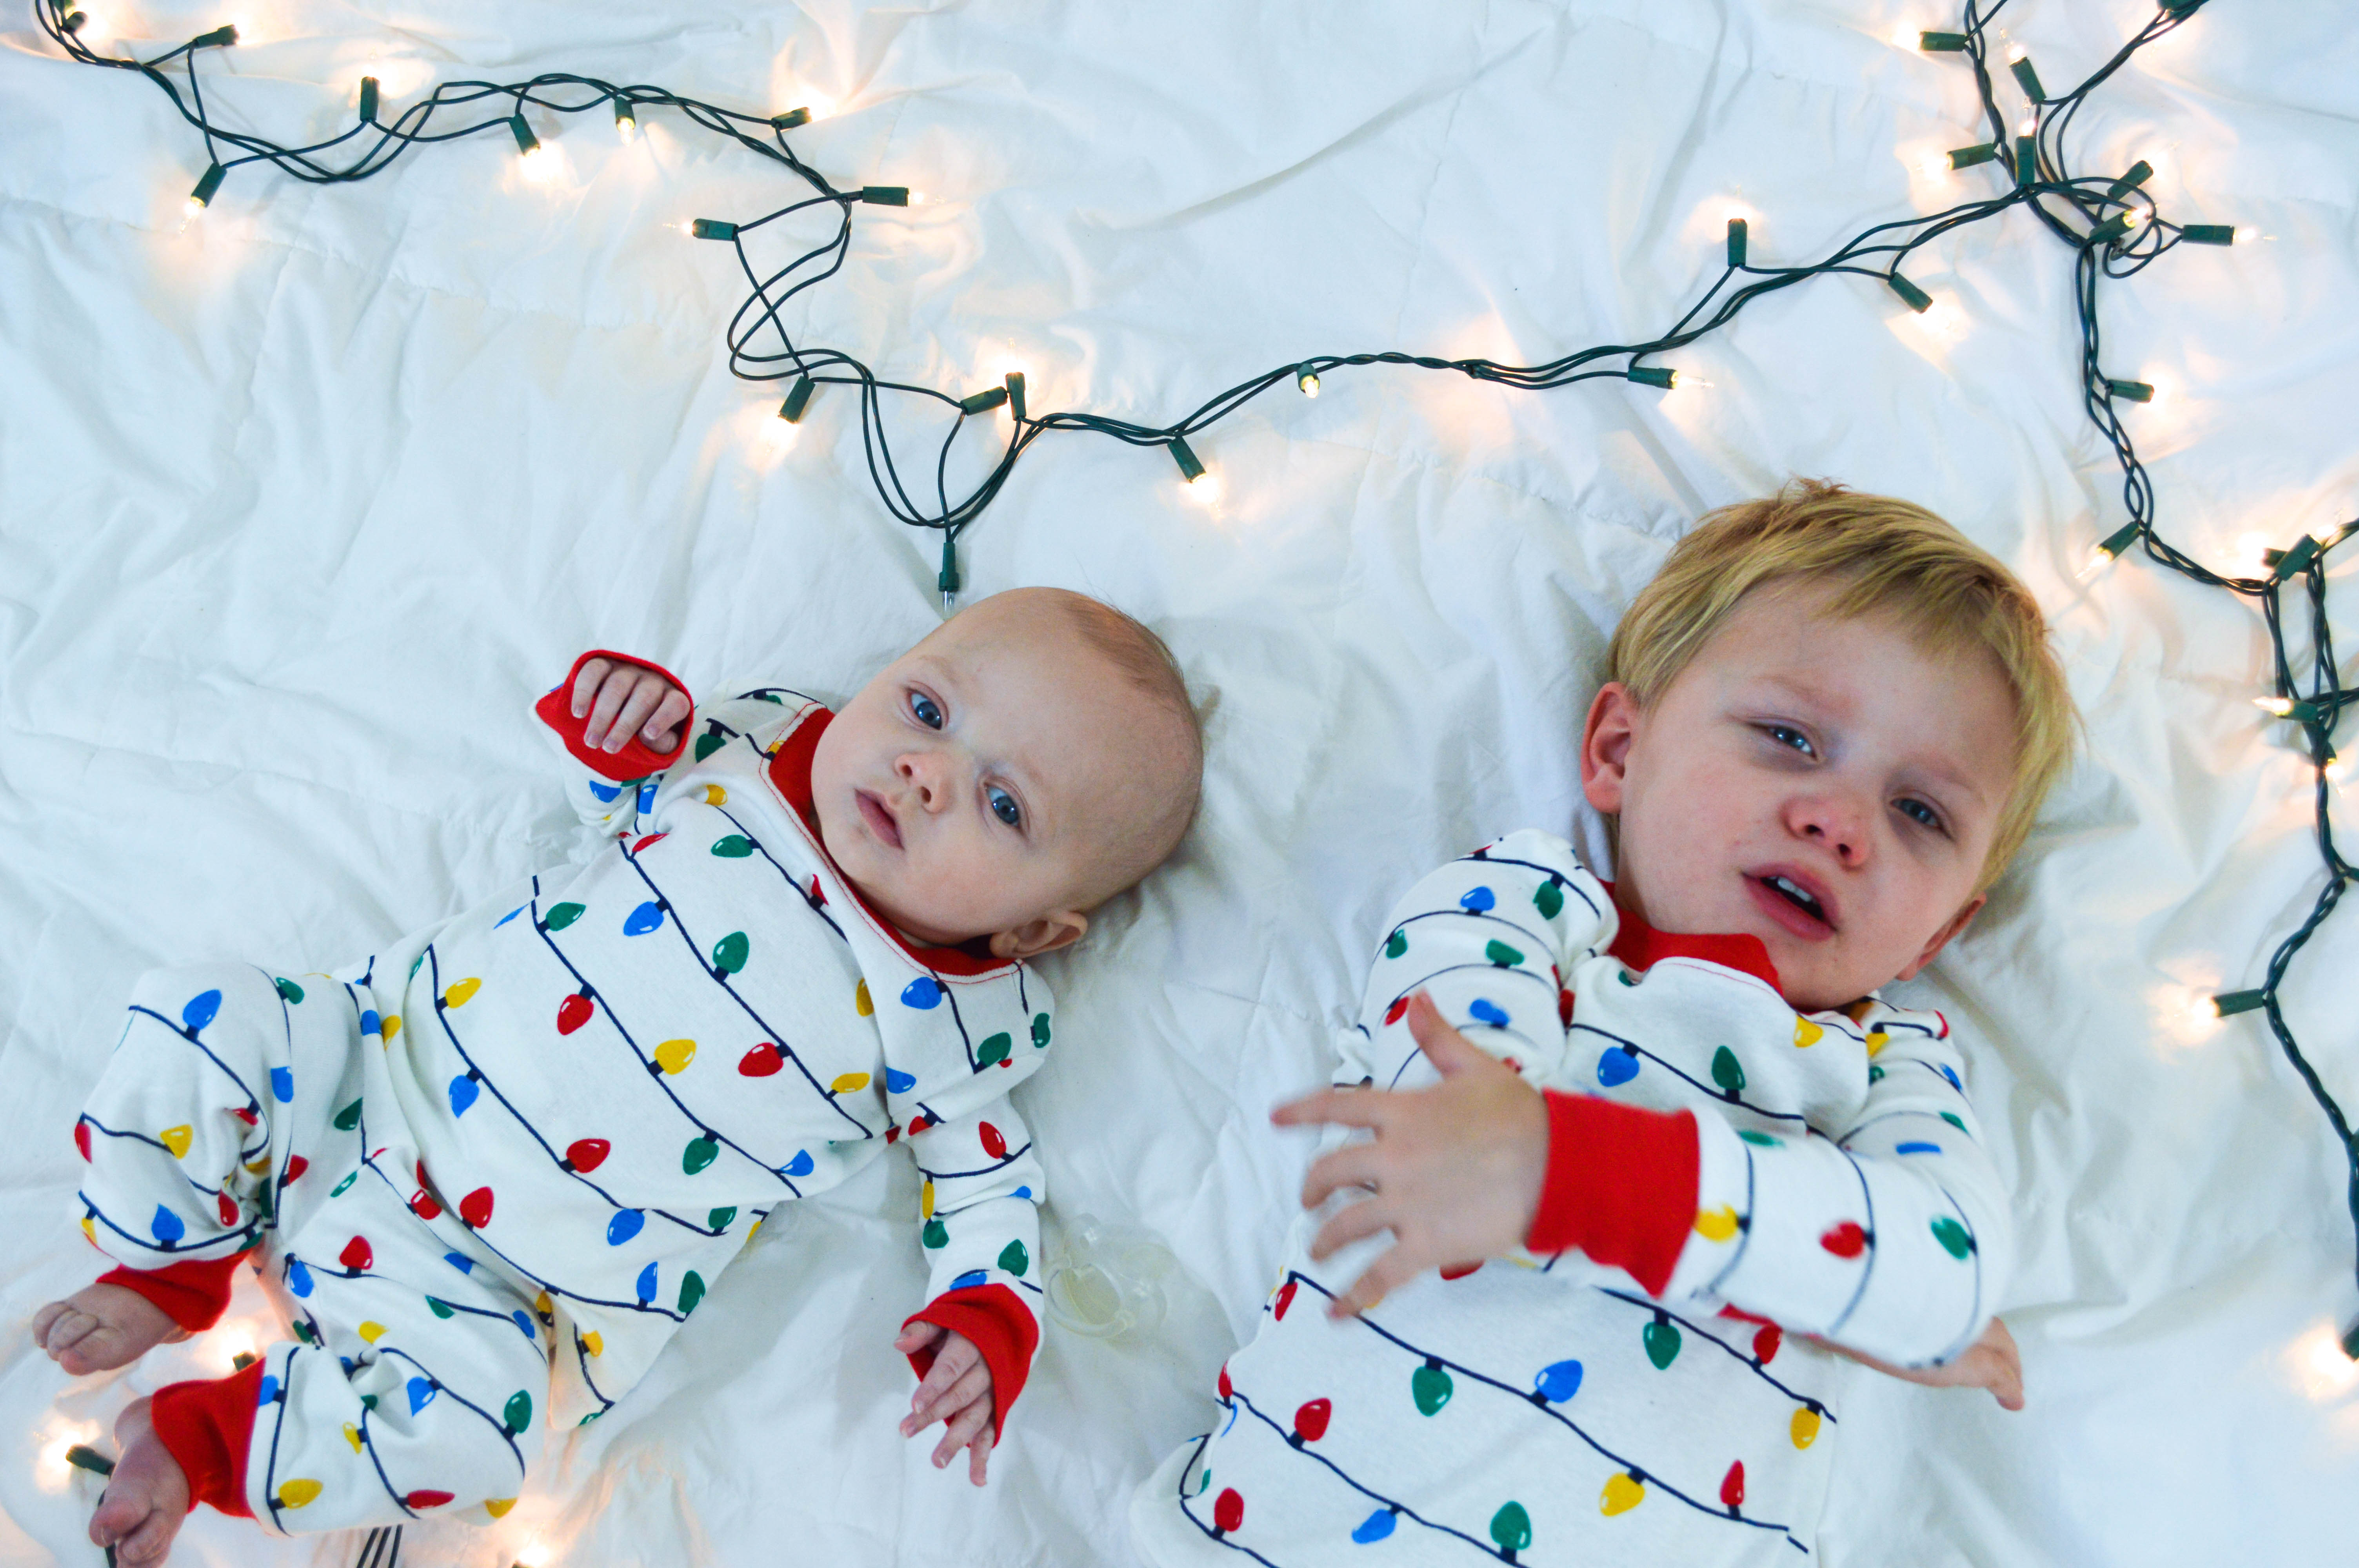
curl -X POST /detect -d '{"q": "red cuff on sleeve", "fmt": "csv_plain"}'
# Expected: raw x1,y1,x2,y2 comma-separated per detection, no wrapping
902,1284,1039,1446
150,1361,264,1518
1525,1091,1700,1297
96,1252,246,1334
534,649,694,781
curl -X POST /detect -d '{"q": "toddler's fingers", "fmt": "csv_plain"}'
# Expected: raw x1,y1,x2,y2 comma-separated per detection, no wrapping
1300,1142,1383,1211
1307,1191,1390,1262
1333,1244,1422,1318
1403,994,1488,1076
570,658,612,717
1272,1085,1385,1132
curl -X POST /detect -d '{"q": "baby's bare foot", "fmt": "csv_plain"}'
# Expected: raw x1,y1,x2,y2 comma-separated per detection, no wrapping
33,1284,188,1375
92,1397,191,1566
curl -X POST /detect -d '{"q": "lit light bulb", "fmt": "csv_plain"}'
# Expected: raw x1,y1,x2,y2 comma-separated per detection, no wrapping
1889,23,1917,48
1185,472,1222,503
614,99,637,142
1918,151,1950,179
2017,114,2038,138
2234,225,2269,244
2254,696,2297,718
1297,366,1320,397
2326,755,2352,786
2006,41,2028,62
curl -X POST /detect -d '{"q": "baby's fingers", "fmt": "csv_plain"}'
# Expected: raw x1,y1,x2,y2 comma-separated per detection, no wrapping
1331,1241,1423,1319
1307,1191,1390,1262
903,1359,989,1436
570,658,613,718
932,1397,994,1481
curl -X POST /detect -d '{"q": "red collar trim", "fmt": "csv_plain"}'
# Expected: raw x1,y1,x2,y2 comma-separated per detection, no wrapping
766,707,1010,979
1600,882,1784,995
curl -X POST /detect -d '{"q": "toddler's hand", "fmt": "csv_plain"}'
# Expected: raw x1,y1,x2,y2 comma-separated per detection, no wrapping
1272,992,1550,1318
1817,1316,2024,1410
570,656,691,756
893,1322,997,1485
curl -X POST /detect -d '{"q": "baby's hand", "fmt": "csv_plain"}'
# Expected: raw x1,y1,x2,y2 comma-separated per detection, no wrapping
570,656,691,756
1817,1316,2024,1410
893,1322,997,1485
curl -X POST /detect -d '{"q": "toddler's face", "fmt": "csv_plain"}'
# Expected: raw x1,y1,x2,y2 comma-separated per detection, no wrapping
1583,579,2019,1011
810,593,1172,957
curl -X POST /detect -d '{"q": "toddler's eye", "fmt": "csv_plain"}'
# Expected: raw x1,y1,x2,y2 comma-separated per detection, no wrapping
908,691,944,730
1765,724,1816,757
988,787,1022,829
1897,798,1945,832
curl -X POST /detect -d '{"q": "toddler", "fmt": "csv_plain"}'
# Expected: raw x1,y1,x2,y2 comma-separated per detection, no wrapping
1133,483,2070,1566
37,586,1201,1563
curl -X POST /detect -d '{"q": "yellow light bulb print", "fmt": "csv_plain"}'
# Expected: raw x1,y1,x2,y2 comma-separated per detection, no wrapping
357,1321,386,1344
381,1014,402,1042
342,1423,362,1453
534,1291,552,1316
854,979,874,1016
655,1039,696,1074
1791,1407,1822,1448
80,1216,95,1243
921,1181,935,1219
159,1125,193,1159
1865,1030,1888,1056
278,1478,322,1508
1793,1017,1823,1049
582,1331,604,1356
485,1497,518,1519
831,1072,870,1093
1600,1472,1645,1515
1693,1205,1740,1242
444,978,481,1007
703,784,727,806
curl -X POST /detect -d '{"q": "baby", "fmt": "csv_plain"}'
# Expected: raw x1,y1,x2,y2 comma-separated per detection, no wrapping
36,586,1201,1563
1132,483,2070,1565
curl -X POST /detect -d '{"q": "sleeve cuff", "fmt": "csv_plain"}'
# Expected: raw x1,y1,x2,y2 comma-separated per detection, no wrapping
902,1284,1040,1446
150,1361,264,1518
97,1252,247,1334
1526,1091,1700,1297
534,649,694,781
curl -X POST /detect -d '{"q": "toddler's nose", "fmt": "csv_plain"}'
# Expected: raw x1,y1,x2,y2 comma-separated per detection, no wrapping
1788,794,1868,866
895,750,955,813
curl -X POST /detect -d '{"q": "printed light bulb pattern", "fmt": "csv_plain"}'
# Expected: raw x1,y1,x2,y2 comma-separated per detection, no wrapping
69,680,1054,1526
1144,829,2008,1564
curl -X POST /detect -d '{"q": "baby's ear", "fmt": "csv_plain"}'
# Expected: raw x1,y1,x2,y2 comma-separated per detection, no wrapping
988,910,1089,960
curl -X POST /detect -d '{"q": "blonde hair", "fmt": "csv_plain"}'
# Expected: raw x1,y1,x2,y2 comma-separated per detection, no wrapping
1605,480,2075,889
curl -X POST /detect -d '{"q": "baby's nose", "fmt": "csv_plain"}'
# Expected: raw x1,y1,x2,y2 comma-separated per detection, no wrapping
896,751,954,811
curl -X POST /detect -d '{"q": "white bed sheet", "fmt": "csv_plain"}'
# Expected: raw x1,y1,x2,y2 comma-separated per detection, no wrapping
2,0,2356,1563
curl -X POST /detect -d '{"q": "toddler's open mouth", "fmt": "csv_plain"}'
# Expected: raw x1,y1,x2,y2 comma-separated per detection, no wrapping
1746,867,1837,939
856,789,903,850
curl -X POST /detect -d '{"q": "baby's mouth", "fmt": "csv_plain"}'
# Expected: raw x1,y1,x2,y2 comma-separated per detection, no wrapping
856,789,903,850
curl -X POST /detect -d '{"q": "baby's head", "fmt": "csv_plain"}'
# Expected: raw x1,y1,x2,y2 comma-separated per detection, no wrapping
1583,481,2075,1011
810,586,1201,959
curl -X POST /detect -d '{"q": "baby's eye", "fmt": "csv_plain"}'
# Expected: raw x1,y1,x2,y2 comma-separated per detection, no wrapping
1896,797,1945,833
1765,724,1816,757
988,787,1023,829
908,691,944,730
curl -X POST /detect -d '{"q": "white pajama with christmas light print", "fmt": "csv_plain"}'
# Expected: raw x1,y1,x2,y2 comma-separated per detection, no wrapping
1133,828,2009,1567
70,681,1051,1531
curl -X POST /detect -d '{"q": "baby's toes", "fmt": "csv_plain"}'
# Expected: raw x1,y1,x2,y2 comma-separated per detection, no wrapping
37,1306,96,1360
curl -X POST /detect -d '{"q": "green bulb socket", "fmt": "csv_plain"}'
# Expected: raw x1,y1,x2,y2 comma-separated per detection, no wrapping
2341,1316,2359,1363
1919,30,1969,50
860,186,910,206
359,77,379,124
2212,989,2267,1017
937,534,960,598
2010,57,2045,102
614,98,636,132
2087,213,2133,247
508,115,541,157
1296,364,1320,396
957,387,1009,416
2105,378,2154,403
2275,534,2321,579
1948,143,2000,170
2105,160,2154,200
193,22,237,47
779,375,814,423
690,219,738,241
1625,366,1675,390
2181,223,2235,245
1725,217,1748,268
64,1445,116,1477
2163,0,2204,17
771,107,812,130
1885,272,1933,313
189,162,226,207
2098,521,2142,558
1168,437,1206,483
2014,136,2037,186
60,7,86,31
1004,371,1026,423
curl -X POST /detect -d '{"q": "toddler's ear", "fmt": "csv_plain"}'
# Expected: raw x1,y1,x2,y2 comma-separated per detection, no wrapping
1894,893,1986,981
988,910,1089,961
1581,682,1641,816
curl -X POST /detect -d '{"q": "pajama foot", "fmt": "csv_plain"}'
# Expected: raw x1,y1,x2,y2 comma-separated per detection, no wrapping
91,1397,191,1566
33,1285,190,1376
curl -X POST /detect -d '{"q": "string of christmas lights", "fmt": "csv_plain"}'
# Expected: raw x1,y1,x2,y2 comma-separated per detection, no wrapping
30,0,2356,1371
